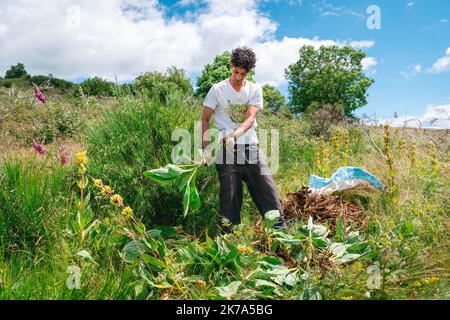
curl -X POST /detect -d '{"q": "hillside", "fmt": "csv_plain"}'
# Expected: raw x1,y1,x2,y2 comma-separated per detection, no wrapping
0,85,448,300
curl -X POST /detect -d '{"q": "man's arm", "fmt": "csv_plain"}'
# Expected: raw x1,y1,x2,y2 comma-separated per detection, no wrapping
224,106,261,141
201,106,215,149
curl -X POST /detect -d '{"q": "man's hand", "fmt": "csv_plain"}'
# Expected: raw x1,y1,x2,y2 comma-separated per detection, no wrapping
221,133,235,154
201,150,211,166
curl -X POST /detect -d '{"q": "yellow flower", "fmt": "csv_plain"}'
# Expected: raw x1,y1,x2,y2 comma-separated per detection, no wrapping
341,296,353,300
422,276,439,284
413,281,422,287
237,245,253,254
122,206,133,218
352,262,364,272
101,185,114,196
387,220,395,230
93,178,103,188
75,151,88,166
110,194,123,207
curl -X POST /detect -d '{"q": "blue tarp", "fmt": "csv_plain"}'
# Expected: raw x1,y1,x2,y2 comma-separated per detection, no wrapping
309,166,384,194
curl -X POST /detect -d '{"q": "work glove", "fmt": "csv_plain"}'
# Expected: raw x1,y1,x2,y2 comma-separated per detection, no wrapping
224,136,235,155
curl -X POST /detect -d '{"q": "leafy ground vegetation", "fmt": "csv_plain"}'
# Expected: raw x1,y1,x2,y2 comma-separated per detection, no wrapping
0,80,448,300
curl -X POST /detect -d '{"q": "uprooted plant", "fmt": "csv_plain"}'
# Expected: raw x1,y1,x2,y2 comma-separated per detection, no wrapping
254,210,370,272
143,141,222,217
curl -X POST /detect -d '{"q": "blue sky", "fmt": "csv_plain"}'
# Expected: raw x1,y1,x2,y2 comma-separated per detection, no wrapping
1,0,449,127
160,0,450,123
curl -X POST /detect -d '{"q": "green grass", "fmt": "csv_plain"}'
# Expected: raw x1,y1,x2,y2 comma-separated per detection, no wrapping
0,88,448,300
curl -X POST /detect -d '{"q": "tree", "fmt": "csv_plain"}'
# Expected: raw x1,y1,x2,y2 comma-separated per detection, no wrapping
165,66,193,95
31,74,73,91
284,45,374,116
75,76,115,97
262,84,288,112
304,102,346,136
134,66,193,102
195,51,255,98
5,63,28,79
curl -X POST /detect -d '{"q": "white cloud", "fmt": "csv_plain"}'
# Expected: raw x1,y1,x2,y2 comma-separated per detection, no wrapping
312,0,364,18
377,104,450,129
426,48,450,74
361,57,378,70
253,36,336,86
348,41,375,50
253,38,377,86
400,64,422,79
0,0,375,86
407,2,414,7
176,0,197,6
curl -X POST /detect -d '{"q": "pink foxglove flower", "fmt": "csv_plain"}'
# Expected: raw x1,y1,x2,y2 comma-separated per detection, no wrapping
60,155,68,165
32,83,47,103
58,146,68,165
32,139,46,156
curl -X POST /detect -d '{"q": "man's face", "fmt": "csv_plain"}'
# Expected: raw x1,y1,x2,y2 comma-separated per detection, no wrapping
230,64,248,84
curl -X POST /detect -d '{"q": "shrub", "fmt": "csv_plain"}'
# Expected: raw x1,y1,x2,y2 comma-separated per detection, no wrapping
35,106,81,144
134,66,193,103
5,63,28,79
6,102,82,145
303,103,347,137
75,77,115,97
1,80,12,88
31,75,73,92
85,91,218,233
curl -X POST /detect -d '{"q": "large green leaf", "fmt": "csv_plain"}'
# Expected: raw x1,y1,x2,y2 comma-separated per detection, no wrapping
328,242,365,264
336,217,345,240
189,182,201,211
178,174,190,192
299,283,322,300
225,243,240,268
142,254,166,269
205,234,221,264
260,256,283,266
346,242,369,254
264,210,281,228
153,226,178,239
312,237,329,250
182,181,191,217
144,164,192,182
181,170,201,216
121,240,147,263
216,281,242,300
255,279,279,289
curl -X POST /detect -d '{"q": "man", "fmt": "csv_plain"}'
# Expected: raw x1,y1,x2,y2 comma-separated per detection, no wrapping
201,46,287,233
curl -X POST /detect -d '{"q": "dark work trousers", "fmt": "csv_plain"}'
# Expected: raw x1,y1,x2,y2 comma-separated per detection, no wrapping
215,143,287,233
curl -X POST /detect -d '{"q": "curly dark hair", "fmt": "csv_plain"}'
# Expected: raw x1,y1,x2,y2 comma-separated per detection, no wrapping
230,46,257,72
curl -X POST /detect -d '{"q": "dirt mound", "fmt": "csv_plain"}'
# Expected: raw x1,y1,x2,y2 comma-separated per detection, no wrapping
282,186,368,232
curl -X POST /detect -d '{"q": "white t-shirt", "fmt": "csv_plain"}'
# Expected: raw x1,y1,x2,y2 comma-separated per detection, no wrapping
203,78,263,145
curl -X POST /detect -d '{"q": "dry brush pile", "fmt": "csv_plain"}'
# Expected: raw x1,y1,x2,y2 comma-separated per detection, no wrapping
282,186,368,232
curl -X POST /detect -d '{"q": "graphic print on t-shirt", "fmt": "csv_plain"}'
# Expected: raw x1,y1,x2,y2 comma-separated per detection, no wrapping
225,99,250,127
